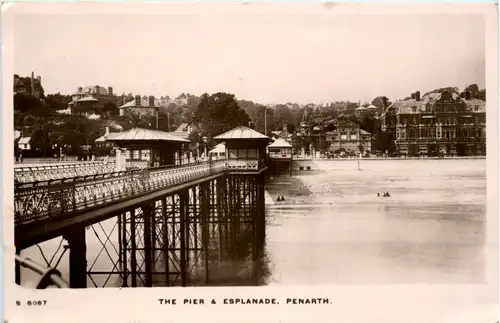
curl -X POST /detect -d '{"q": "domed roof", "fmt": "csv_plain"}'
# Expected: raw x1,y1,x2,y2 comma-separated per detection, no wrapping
367,104,378,109
355,106,367,111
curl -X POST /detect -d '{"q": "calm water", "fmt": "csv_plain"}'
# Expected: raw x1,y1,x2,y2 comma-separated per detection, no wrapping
263,159,486,285
19,159,487,287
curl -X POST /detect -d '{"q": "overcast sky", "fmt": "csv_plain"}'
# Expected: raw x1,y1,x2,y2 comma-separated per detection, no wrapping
12,4,485,105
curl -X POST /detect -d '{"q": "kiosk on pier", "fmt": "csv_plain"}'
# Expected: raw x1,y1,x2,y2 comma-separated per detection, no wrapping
108,127,190,170
214,126,271,173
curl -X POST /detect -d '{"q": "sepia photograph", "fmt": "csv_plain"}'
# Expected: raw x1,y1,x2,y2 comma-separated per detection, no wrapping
2,2,498,322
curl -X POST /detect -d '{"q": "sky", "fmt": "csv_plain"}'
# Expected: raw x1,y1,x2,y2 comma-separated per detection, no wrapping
11,4,486,105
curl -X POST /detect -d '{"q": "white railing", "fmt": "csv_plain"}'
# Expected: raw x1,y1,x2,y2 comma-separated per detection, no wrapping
14,161,117,183
125,160,149,170
225,159,260,170
15,160,229,225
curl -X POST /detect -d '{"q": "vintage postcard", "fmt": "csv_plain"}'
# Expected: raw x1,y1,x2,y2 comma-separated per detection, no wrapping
2,2,498,323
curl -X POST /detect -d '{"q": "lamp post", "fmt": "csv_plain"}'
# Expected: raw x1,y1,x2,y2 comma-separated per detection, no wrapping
202,136,208,161
264,106,268,136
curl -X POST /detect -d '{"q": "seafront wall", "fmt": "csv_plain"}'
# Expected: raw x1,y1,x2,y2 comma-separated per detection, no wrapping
291,156,486,171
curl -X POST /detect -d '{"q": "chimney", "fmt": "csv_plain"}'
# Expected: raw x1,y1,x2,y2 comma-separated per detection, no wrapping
411,93,416,99
465,90,471,100
135,95,141,106
108,87,113,96
415,91,421,101
149,95,155,107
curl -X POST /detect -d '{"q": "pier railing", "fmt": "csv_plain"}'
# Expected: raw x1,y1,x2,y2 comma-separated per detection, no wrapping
14,161,117,184
14,160,227,226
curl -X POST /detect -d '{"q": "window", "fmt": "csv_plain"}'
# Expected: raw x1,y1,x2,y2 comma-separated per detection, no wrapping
229,149,238,159
247,149,257,158
238,149,248,158
474,105,479,112
412,106,417,113
350,134,357,140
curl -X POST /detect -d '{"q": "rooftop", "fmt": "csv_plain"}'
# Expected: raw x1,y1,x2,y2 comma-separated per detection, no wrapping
268,138,292,148
108,127,190,143
95,132,121,142
18,137,31,144
174,123,190,132
464,99,486,112
77,96,99,103
214,126,270,140
209,143,226,153
118,98,160,109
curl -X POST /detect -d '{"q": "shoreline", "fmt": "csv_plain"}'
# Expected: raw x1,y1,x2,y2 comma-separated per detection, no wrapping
292,156,486,161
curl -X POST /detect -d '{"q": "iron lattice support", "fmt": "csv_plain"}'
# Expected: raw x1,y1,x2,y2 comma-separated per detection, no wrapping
62,173,267,288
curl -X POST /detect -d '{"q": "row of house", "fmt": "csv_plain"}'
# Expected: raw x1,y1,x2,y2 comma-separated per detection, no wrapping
288,89,486,157
65,84,192,118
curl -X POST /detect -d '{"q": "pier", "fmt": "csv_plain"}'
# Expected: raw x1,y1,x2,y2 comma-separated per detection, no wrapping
14,126,270,288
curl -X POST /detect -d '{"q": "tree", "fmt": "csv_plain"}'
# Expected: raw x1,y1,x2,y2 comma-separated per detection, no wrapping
273,104,297,131
45,93,71,111
14,94,42,114
29,126,54,156
371,96,391,109
127,111,154,128
194,92,250,142
103,102,119,117
464,84,486,101
239,100,273,135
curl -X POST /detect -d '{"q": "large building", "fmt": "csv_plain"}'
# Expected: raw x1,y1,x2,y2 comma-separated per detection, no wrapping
14,72,44,99
380,90,486,156
68,85,118,114
326,119,372,154
118,95,161,117
269,125,293,143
